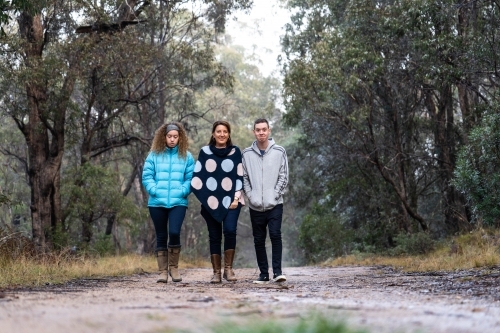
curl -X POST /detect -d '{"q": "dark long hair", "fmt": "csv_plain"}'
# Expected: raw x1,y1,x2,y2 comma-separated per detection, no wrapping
208,120,233,147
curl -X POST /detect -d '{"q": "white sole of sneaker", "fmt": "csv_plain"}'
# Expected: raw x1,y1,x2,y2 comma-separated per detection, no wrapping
273,276,286,283
252,280,270,284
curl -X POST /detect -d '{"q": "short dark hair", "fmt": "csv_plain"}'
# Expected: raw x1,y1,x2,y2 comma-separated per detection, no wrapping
253,118,269,129
209,120,233,146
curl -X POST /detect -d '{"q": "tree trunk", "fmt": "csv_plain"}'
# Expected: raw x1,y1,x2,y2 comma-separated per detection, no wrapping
18,11,77,253
435,84,469,233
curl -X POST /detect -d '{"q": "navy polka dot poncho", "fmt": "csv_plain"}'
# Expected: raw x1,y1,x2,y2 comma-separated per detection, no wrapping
191,145,243,222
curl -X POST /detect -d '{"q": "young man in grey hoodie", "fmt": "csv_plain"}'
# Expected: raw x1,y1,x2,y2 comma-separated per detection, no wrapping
242,118,289,283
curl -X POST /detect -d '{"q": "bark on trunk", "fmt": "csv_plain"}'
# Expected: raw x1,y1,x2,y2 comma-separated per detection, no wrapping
434,85,470,233
19,11,77,253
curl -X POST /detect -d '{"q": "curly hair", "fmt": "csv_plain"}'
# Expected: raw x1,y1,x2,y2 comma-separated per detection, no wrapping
208,120,233,147
150,122,189,158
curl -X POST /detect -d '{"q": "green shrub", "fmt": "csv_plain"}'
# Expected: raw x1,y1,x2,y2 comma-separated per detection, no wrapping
453,112,500,226
0,226,34,263
390,232,435,256
299,204,354,263
51,224,70,251
0,193,11,206
92,233,115,256
214,314,367,333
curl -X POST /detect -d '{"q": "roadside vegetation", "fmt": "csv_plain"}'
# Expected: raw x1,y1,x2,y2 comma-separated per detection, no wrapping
0,228,209,288
326,229,500,272
0,252,156,288
1,226,499,288
214,315,367,333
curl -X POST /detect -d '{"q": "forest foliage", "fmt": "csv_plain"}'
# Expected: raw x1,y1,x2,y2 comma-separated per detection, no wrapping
281,0,500,262
2,0,500,266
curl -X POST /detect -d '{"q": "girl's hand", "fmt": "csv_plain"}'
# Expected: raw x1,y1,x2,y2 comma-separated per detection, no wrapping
229,198,239,209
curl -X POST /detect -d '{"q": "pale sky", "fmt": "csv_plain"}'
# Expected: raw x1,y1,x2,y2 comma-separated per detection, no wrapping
226,0,291,77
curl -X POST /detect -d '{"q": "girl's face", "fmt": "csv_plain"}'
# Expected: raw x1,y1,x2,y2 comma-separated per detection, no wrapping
212,125,229,147
166,130,179,148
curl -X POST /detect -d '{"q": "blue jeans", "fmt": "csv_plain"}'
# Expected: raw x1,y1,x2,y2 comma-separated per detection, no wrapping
250,204,283,277
149,206,187,251
201,204,241,255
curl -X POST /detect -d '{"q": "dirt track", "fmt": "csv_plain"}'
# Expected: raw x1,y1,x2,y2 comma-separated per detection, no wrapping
1,266,500,333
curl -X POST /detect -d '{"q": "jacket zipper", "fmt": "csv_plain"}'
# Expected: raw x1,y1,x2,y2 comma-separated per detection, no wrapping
260,151,264,211
168,149,172,206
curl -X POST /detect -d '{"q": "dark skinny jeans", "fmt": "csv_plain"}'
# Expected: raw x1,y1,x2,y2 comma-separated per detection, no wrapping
201,203,241,255
149,206,187,251
250,204,283,277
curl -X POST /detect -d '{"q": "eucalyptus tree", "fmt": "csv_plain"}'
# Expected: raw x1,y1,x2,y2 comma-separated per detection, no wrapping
65,2,242,249
454,112,500,226
0,0,35,33
0,1,85,252
281,0,500,252
0,0,252,253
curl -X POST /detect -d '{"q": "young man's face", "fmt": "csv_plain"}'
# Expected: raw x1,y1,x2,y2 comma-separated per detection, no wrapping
253,122,271,144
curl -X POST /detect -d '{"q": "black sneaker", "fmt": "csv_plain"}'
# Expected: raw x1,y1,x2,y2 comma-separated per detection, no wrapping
273,274,287,283
252,275,270,284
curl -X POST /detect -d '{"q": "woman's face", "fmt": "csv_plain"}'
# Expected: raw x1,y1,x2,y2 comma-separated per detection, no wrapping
166,130,179,148
212,124,229,147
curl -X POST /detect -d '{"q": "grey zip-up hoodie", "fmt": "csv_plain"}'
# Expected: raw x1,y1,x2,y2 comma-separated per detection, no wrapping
242,138,289,211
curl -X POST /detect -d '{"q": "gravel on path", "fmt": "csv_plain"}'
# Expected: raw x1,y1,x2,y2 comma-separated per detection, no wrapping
1,266,500,333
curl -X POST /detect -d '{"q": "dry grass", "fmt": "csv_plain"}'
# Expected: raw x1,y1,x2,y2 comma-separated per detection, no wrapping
181,256,212,269
3,228,499,288
0,227,215,288
0,253,158,288
0,251,213,288
324,229,500,272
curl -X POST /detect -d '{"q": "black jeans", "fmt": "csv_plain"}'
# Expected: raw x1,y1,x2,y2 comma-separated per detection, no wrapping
201,203,241,255
149,206,187,251
250,204,283,277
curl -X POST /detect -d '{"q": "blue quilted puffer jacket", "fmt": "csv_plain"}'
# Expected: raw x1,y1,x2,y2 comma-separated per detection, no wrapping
142,146,195,208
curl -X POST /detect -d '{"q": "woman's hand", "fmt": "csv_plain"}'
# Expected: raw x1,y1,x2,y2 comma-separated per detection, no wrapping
229,198,239,209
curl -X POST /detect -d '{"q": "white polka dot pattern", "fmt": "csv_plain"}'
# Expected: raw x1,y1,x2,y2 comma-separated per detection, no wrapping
222,196,231,208
194,160,202,172
205,159,217,172
191,177,203,190
202,146,213,155
221,177,232,191
221,159,234,172
206,177,217,191
190,145,243,222
208,196,218,209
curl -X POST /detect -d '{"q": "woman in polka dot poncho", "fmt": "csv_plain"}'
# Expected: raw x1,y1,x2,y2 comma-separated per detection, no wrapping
191,120,245,283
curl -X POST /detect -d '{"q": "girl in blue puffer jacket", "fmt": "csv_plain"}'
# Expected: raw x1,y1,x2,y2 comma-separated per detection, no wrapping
142,122,194,283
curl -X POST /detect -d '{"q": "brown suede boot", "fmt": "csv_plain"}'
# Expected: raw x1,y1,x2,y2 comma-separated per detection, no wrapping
168,247,182,282
210,254,222,283
223,249,237,282
156,250,168,283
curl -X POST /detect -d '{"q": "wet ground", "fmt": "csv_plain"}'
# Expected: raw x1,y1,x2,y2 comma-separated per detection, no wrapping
1,266,500,332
